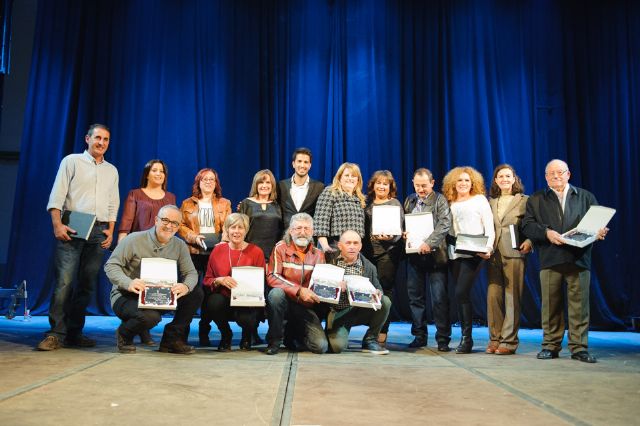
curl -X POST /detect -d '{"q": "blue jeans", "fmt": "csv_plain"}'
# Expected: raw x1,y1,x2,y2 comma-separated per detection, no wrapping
47,223,107,339
406,255,451,345
266,288,328,354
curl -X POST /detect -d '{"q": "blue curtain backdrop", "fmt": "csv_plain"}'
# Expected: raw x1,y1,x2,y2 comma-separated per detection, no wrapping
6,0,639,328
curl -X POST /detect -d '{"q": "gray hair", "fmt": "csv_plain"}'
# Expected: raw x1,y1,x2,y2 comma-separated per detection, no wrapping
157,204,181,217
545,159,569,173
284,213,313,244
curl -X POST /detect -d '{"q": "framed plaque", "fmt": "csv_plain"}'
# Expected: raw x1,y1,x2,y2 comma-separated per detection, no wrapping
345,275,381,310
308,264,344,304
230,266,266,307
405,212,434,254
138,258,178,310
138,284,176,310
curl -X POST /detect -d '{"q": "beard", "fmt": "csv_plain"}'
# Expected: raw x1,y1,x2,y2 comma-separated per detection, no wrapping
294,237,311,247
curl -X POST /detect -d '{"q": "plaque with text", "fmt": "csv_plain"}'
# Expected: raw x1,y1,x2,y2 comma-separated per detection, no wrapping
137,258,178,310
138,283,176,310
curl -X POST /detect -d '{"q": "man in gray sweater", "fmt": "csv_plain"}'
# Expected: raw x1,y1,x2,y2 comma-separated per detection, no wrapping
105,205,202,354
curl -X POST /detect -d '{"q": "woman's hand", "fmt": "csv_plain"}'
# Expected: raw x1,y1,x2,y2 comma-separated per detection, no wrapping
216,276,237,289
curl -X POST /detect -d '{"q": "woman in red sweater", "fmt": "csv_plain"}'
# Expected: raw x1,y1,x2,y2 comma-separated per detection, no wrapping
202,213,265,351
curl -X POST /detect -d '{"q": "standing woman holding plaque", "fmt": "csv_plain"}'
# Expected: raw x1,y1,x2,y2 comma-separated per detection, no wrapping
178,168,231,345
442,167,495,354
363,170,403,346
314,162,366,261
486,164,532,355
202,213,265,351
117,159,176,345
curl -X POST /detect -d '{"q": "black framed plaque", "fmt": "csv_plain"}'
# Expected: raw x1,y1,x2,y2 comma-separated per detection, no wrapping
138,284,176,310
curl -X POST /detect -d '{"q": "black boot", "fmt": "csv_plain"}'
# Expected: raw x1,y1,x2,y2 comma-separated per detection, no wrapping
455,303,473,354
199,318,212,346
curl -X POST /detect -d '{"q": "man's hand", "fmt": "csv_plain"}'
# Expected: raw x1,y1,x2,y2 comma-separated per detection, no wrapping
477,250,492,260
373,234,393,241
53,222,74,241
127,279,147,294
418,243,432,255
546,229,565,246
172,283,190,299
101,228,113,248
298,287,320,304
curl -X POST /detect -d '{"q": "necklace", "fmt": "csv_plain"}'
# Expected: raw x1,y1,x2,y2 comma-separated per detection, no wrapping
228,243,245,269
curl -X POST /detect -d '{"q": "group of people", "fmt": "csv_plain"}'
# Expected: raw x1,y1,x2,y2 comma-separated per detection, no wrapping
36,123,609,364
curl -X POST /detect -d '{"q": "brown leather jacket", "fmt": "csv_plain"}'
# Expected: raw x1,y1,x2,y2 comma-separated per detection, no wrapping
267,239,325,307
178,196,231,254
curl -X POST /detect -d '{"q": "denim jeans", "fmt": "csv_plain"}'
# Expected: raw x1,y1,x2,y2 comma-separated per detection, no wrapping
326,295,391,353
266,288,328,354
406,255,451,345
47,223,107,339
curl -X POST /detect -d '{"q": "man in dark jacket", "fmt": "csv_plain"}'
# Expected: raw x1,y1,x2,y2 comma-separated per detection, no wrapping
403,168,452,351
522,159,609,363
326,230,391,355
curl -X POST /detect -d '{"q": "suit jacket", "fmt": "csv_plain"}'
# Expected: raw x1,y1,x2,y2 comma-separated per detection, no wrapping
277,177,325,228
489,193,530,258
522,185,597,270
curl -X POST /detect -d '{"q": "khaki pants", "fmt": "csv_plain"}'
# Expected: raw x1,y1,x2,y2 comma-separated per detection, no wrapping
487,251,525,350
539,264,590,353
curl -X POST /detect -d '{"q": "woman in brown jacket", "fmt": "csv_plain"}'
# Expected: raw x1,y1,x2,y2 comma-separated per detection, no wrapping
486,164,532,355
178,168,231,346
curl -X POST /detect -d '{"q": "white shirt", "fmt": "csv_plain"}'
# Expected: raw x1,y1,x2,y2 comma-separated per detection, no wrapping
197,200,215,233
552,184,570,213
448,195,495,260
47,150,119,222
290,175,310,212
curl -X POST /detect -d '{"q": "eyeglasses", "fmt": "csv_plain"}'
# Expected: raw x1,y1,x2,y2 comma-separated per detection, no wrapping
201,178,216,183
158,217,181,228
545,170,568,177
292,226,312,232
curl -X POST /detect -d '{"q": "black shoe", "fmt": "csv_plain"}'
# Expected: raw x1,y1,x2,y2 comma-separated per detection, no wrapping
64,335,97,348
159,341,195,355
571,351,597,363
408,337,427,348
217,331,232,352
252,330,264,345
265,342,280,355
536,349,559,360
138,330,156,346
240,331,252,351
437,343,451,352
455,337,473,354
116,328,136,354
362,340,389,355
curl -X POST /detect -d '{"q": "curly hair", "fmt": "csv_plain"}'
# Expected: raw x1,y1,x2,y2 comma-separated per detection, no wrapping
489,164,524,198
248,169,277,201
441,166,486,202
191,168,223,199
328,162,366,207
366,170,397,201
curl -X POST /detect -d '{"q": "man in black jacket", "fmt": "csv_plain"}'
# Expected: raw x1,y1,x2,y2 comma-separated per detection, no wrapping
522,159,609,363
403,168,452,351
277,147,325,229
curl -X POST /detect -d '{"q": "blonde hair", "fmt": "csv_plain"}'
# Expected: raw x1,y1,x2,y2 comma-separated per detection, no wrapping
223,213,250,233
442,166,486,202
328,162,366,207
248,169,277,201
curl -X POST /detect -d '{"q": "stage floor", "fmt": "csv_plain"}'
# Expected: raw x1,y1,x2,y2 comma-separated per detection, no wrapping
0,316,638,426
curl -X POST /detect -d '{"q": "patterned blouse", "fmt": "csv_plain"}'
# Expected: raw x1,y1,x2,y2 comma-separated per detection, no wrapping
313,187,365,239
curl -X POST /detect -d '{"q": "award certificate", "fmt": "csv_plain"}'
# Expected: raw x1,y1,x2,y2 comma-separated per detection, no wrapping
230,266,266,307
405,213,434,254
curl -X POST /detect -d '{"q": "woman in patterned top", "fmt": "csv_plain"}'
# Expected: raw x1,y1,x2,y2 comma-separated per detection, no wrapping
314,162,366,261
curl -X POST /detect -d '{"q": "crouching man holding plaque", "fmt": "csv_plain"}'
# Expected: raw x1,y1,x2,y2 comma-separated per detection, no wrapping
105,205,203,354
326,230,391,355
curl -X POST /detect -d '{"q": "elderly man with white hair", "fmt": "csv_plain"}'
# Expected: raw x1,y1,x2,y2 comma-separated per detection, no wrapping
523,159,609,363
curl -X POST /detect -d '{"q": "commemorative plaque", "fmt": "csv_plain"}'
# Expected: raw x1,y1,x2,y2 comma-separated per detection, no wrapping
138,258,178,310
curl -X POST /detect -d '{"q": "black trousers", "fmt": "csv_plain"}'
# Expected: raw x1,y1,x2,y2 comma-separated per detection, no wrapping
113,286,203,343
202,292,259,335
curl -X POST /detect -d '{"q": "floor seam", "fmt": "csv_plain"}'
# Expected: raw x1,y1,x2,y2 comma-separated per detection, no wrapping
441,355,591,426
271,352,297,426
0,354,118,402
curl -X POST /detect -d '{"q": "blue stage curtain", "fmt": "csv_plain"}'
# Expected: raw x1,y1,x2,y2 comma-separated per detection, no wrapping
0,0,12,74
6,0,638,329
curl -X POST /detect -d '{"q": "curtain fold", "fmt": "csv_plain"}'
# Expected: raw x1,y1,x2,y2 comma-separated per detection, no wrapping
7,0,638,329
